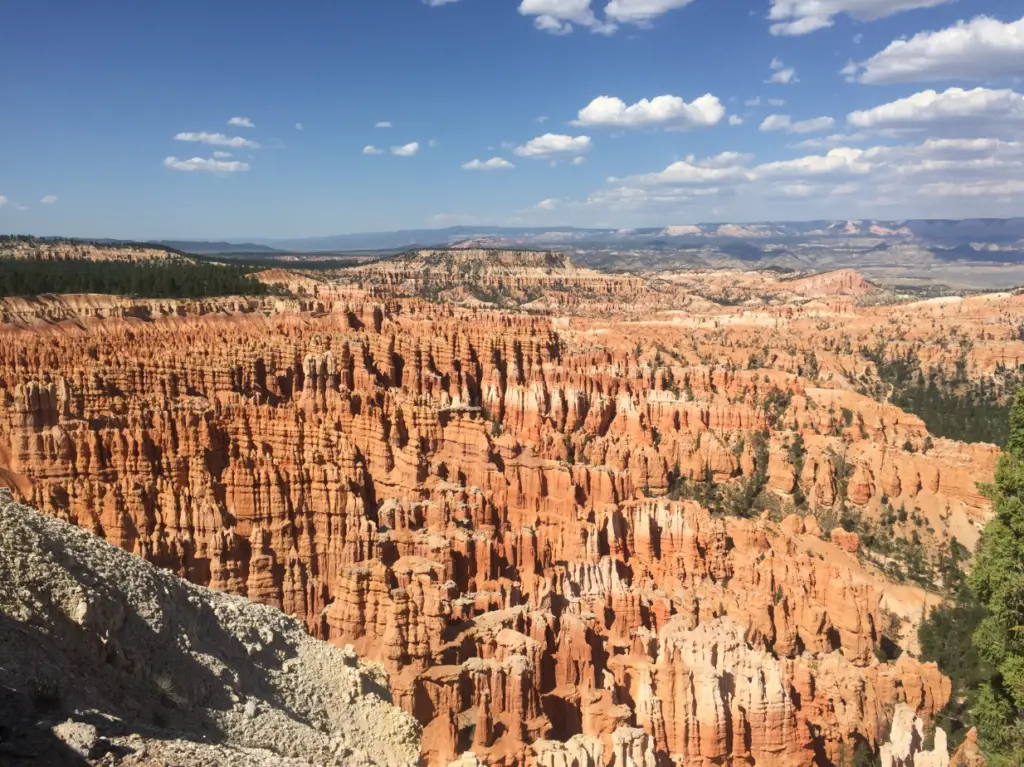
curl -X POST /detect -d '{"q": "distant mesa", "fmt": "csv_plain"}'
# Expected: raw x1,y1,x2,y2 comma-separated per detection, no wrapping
155,240,285,256
772,268,877,297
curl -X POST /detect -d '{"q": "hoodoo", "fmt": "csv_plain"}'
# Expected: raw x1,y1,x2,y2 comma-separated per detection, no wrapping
1,243,1017,765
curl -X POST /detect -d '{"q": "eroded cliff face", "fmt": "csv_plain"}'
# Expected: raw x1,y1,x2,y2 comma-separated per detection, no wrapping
0,240,186,263
0,259,1015,766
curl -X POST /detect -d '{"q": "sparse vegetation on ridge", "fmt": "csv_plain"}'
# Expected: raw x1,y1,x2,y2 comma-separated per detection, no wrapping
859,343,1024,447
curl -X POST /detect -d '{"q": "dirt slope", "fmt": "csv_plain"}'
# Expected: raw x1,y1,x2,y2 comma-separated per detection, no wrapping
0,490,420,767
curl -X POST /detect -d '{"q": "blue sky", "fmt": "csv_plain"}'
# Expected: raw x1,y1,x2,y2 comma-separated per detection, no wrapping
2,0,1023,239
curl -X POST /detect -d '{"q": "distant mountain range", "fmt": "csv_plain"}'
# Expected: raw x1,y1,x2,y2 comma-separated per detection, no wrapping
156,240,284,256
155,218,1024,255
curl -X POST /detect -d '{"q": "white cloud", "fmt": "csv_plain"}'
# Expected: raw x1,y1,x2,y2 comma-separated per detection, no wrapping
575,93,725,130
760,114,792,131
40,195,58,204
163,156,250,173
534,14,575,34
425,0,461,5
623,153,751,187
462,157,515,170
769,69,797,84
768,57,798,84
701,151,754,168
363,145,384,155
228,116,254,128
391,142,420,156
745,97,762,107
518,0,695,35
768,98,787,106
919,179,1024,197
777,183,817,198
572,156,587,165
760,114,836,134
212,151,233,159
793,132,869,148
514,133,592,158
728,115,744,126
174,132,259,149
846,15,1024,84
376,121,393,128
604,0,696,24
753,148,873,178
847,87,1024,133
529,132,1024,223
519,0,610,35
295,122,304,131
769,0,955,36
536,115,550,123
0,195,7,207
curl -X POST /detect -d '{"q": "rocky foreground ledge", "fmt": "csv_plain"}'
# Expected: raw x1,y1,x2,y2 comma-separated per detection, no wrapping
0,490,421,767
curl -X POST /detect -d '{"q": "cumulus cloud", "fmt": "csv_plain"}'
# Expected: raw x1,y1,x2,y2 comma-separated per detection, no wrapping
514,133,592,158
462,157,515,170
847,87,1024,133
622,154,751,187
753,148,873,178
768,57,798,84
604,0,696,24
163,156,250,173
543,130,1024,223
845,15,1024,84
40,195,59,204
363,145,384,155
536,198,561,210
228,116,254,128
518,0,612,35
174,132,259,149
575,93,724,130
391,142,420,156
760,114,836,133
376,121,393,128
518,0,694,35
769,0,954,36
212,151,233,159
728,115,744,126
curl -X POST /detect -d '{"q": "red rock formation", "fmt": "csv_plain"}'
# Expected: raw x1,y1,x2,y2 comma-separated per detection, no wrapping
0,258,1008,766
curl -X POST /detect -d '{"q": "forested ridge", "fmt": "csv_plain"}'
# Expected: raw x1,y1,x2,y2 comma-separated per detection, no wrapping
0,259,275,298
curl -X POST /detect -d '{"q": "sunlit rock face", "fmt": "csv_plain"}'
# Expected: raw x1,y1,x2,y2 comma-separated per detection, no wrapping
1,253,1016,766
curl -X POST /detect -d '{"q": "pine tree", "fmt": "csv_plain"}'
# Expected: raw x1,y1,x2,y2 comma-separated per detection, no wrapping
969,388,1024,763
